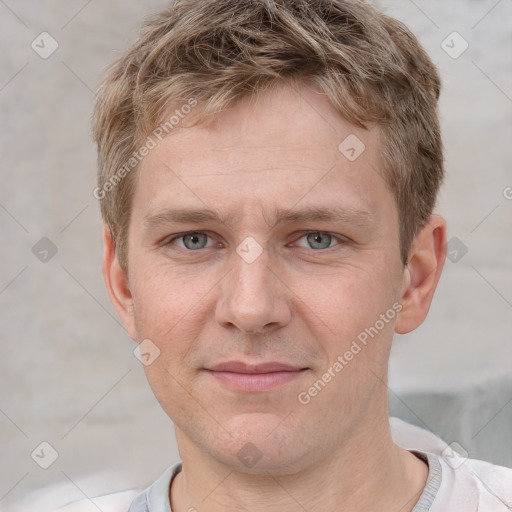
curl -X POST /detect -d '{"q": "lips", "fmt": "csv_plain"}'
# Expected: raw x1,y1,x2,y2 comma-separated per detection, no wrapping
208,361,305,374
205,361,308,392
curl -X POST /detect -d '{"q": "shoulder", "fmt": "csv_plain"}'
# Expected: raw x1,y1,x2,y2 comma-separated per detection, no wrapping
51,490,138,512
390,416,512,511
127,462,182,512
10,480,138,512
460,457,512,510
13,464,181,512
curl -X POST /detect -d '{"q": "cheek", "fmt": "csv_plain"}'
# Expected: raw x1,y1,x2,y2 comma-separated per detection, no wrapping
293,264,402,377
131,269,213,412
130,247,217,327
294,264,398,328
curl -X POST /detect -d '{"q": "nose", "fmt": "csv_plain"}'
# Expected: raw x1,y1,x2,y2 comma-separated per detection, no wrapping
215,247,292,335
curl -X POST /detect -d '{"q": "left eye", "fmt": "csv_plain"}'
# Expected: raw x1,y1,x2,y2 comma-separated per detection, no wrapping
171,232,216,250
295,232,340,250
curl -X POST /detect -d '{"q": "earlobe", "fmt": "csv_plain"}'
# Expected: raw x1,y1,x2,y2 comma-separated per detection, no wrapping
395,215,447,334
102,227,137,340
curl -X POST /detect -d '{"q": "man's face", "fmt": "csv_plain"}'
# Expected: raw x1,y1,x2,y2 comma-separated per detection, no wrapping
124,83,407,472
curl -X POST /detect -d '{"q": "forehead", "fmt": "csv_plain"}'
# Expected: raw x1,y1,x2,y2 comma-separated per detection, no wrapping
134,82,391,222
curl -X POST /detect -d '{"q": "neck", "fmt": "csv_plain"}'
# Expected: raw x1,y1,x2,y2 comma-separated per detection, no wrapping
169,411,428,512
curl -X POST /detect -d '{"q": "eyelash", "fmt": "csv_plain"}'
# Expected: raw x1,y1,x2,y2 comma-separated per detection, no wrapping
166,231,345,251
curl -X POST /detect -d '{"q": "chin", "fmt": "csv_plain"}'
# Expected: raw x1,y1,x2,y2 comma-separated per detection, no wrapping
206,412,317,474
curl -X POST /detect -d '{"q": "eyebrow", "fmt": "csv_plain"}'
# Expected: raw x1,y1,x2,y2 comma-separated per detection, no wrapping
143,208,233,228
143,206,374,230
268,206,374,227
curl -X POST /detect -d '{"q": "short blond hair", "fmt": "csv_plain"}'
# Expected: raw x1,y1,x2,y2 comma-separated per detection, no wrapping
92,0,443,271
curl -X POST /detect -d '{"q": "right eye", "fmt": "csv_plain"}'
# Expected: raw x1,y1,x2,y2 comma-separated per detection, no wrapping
168,232,216,250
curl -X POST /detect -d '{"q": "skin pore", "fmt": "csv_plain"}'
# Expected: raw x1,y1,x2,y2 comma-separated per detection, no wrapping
103,82,446,511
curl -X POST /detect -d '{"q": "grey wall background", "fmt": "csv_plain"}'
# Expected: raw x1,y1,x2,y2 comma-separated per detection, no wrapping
1,0,511,510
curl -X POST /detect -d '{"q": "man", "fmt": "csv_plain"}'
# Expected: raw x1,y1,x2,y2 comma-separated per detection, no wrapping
92,0,512,510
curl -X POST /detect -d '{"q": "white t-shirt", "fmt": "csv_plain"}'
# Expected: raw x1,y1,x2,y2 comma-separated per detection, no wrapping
17,418,512,511
127,418,512,512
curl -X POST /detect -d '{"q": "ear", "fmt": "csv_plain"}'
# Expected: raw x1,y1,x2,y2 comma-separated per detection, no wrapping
102,227,137,340
395,215,447,334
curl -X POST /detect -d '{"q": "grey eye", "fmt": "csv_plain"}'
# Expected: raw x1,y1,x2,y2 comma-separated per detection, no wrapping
182,232,209,250
306,232,332,249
